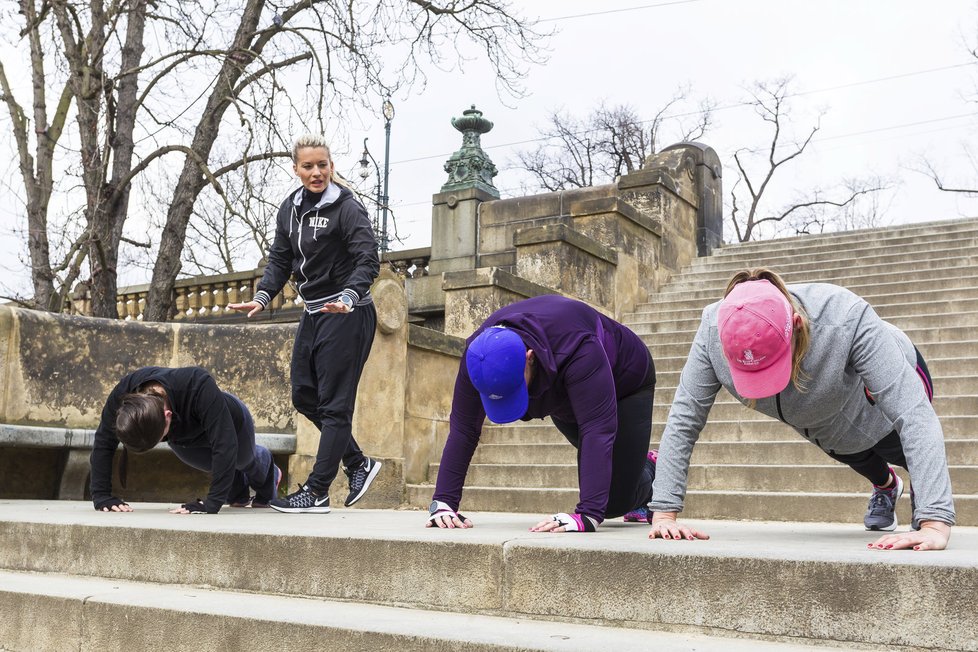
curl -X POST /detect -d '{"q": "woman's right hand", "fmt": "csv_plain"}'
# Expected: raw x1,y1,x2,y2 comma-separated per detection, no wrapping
426,501,473,529
95,497,133,513
228,301,264,318
648,511,710,541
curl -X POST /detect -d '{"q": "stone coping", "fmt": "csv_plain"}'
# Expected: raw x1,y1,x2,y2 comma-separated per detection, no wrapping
3,501,974,563
0,423,296,454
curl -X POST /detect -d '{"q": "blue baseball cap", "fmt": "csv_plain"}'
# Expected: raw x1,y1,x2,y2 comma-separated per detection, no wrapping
466,326,528,424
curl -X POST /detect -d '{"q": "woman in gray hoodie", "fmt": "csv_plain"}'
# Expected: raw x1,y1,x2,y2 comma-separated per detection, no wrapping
649,268,953,551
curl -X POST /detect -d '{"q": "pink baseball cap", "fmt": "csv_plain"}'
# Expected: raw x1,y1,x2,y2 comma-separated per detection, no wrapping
717,279,795,399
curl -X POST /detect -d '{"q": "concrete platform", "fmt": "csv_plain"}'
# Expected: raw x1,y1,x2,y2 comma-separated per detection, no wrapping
0,570,864,652
0,502,975,650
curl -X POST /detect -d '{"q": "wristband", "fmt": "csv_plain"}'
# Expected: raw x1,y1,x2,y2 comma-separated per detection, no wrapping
552,512,597,532
428,500,467,524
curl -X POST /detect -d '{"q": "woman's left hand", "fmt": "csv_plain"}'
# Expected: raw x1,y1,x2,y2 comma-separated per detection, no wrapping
530,516,569,533
320,301,351,314
169,500,208,515
868,521,950,551
530,512,595,533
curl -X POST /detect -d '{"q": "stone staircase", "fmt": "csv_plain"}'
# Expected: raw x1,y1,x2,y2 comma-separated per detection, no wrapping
5,218,978,652
3,501,976,651
407,216,978,527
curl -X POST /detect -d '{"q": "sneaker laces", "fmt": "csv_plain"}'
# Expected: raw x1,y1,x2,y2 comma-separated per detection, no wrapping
867,486,896,514
349,463,368,491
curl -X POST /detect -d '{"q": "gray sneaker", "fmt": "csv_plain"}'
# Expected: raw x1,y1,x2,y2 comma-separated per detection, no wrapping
864,473,904,531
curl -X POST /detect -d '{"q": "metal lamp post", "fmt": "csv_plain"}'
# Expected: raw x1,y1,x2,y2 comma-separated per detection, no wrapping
358,138,382,240
380,98,394,253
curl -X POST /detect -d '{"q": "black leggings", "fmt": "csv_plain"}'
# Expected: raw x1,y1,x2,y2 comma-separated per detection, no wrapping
551,351,656,519
826,347,934,486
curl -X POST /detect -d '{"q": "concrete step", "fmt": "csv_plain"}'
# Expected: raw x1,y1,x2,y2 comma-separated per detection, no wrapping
664,262,978,294
627,310,978,335
695,225,978,259
473,443,576,464
473,439,978,467
650,395,978,422
644,275,978,309
630,296,978,326
481,423,565,445
430,462,578,488
2,570,729,652
651,353,975,387
646,340,978,367
679,490,978,528
405,483,978,528
4,503,977,650
686,243,978,280
650,416,978,441
481,412,978,445
679,439,978,466
685,464,978,494
706,217,978,257
641,323,978,348
427,462,978,494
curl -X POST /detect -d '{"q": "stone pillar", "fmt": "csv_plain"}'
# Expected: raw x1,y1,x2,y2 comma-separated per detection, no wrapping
429,105,500,274
661,142,723,256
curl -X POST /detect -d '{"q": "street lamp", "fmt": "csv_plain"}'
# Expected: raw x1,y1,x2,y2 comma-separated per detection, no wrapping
380,97,394,254
358,138,381,241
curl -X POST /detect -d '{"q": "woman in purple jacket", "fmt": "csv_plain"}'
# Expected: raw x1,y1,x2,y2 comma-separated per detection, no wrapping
427,295,657,533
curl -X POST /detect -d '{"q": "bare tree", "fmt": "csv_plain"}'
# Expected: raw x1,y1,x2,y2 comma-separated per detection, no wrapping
0,0,79,311
3,0,548,320
777,176,893,236
516,87,715,192
729,77,888,242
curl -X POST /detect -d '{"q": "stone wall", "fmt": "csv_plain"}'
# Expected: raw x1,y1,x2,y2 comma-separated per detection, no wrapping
416,142,721,332
0,273,465,506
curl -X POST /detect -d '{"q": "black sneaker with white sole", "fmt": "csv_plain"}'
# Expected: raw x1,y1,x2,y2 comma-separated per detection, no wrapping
269,484,330,514
344,457,382,507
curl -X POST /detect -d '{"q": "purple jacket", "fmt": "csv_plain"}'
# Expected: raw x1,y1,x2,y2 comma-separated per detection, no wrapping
432,295,652,522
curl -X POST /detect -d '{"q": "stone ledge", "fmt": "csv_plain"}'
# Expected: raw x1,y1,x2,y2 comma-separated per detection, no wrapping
565,196,663,238
442,267,556,298
0,423,296,454
407,325,465,357
514,223,618,265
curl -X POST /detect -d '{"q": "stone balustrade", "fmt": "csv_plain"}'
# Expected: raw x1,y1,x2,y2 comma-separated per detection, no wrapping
69,249,431,323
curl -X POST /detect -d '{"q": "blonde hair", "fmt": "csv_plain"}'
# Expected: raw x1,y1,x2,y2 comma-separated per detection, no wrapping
292,134,352,190
724,268,810,402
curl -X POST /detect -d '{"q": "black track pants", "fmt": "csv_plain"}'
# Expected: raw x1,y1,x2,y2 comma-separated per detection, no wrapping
291,304,376,493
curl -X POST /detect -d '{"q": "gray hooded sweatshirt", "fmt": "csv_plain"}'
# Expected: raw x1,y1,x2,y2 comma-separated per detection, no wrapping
650,283,955,525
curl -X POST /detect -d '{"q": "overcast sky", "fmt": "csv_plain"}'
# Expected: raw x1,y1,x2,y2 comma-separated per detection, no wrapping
3,0,978,296
356,0,978,250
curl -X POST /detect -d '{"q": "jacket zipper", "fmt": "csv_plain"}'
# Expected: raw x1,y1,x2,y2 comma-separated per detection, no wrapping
775,393,815,445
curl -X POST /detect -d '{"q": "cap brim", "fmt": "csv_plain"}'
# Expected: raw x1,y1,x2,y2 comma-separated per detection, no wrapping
480,383,529,424
728,344,792,399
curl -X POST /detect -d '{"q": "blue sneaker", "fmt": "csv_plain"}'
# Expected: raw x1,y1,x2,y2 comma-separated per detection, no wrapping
623,506,651,523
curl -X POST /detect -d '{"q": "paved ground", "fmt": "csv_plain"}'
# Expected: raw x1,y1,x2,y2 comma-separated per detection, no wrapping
3,500,975,564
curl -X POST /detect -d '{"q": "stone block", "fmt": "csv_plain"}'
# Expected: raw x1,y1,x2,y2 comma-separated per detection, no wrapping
442,268,555,338
514,224,617,310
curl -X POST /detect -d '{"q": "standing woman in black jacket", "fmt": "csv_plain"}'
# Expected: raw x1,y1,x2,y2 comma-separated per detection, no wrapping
90,366,281,514
229,134,383,513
